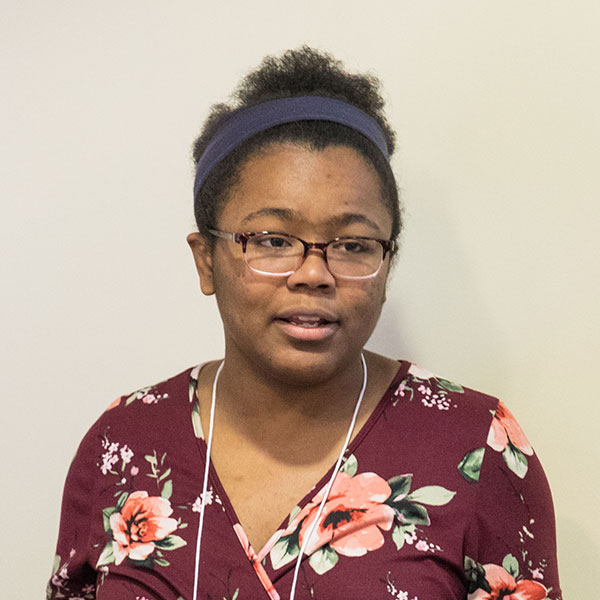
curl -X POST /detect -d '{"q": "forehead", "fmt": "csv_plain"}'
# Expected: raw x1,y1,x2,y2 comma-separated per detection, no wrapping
218,143,392,237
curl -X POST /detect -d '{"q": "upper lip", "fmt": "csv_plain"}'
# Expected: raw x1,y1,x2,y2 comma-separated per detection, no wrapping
275,309,339,323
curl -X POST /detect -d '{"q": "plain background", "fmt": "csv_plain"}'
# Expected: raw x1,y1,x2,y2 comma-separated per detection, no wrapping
2,1,598,597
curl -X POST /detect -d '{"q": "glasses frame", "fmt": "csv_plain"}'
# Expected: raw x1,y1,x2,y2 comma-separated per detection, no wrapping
209,229,395,279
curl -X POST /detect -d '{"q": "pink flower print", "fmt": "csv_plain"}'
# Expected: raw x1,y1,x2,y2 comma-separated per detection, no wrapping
100,450,119,475
50,565,69,588
109,491,178,565
393,383,407,400
120,445,134,465
284,472,395,557
142,393,158,404
106,396,122,411
530,568,544,580
468,564,547,600
403,528,417,545
192,489,214,512
415,540,429,552
487,401,533,456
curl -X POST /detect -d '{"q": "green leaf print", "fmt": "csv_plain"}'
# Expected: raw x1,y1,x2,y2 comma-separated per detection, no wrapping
159,467,172,482
394,500,430,526
270,532,300,569
51,553,61,575
340,454,358,477
96,541,115,567
288,505,301,526
309,545,339,575
161,479,173,499
125,393,137,406
502,444,528,479
115,491,129,510
502,553,519,578
464,556,491,594
458,447,485,483
392,525,406,550
130,556,156,569
154,534,187,551
125,385,151,406
437,378,464,393
387,474,413,501
406,485,456,506
102,506,118,532
191,402,204,439
188,375,198,404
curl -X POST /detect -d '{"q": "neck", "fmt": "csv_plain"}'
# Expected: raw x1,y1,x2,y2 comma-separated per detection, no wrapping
210,346,367,442
227,353,363,414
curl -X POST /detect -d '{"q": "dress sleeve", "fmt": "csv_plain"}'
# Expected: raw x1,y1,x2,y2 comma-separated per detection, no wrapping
463,400,562,600
47,425,99,599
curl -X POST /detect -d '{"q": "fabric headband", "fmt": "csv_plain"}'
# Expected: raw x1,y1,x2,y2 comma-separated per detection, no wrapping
193,96,390,199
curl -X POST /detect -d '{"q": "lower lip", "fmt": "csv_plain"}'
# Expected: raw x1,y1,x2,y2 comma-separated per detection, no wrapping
275,320,339,341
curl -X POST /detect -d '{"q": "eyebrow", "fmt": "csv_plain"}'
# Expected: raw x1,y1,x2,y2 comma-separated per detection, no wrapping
240,207,383,233
240,207,298,225
325,212,382,232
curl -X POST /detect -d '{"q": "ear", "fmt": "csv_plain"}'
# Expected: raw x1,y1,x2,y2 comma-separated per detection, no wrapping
186,232,215,295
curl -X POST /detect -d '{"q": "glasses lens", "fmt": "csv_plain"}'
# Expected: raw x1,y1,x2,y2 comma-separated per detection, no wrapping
245,233,303,274
327,238,383,277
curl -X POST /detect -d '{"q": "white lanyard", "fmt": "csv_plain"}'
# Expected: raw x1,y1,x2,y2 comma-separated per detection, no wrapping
192,354,368,600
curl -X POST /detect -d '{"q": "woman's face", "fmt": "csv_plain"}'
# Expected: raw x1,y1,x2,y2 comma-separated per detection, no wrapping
188,143,394,385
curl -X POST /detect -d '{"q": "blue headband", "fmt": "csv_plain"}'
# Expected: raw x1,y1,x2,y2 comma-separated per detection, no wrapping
193,96,389,199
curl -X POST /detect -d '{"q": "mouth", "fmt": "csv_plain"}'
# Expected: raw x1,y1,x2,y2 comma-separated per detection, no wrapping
274,312,340,341
278,315,335,327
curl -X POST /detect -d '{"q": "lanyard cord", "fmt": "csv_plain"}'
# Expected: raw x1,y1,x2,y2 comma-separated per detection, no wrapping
192,354,368,600
192,359,224,600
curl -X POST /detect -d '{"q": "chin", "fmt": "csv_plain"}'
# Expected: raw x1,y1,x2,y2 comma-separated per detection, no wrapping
262,345,362,386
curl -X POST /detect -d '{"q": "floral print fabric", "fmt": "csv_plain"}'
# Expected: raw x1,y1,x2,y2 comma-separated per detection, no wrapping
285,471,397,557
48,362,561,599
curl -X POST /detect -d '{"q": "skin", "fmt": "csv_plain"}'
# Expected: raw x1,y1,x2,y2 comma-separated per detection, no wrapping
187,143,400,551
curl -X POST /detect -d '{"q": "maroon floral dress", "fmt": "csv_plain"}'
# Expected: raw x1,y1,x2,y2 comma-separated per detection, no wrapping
47,361,562,599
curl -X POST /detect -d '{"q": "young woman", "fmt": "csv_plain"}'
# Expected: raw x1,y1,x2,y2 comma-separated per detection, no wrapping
48,47,562,600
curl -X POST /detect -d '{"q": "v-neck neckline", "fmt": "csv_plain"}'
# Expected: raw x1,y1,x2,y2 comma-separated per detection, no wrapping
189,359,410,564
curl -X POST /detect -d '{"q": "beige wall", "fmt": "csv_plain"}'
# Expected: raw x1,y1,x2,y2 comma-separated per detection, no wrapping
2,1,598,596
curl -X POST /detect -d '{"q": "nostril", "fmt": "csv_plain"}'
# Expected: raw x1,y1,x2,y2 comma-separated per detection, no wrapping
287,259,336,288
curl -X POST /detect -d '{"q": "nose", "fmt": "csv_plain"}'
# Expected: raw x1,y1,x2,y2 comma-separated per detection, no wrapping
286,248,336,289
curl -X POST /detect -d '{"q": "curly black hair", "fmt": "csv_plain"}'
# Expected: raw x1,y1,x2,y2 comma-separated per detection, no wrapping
191,46,401,251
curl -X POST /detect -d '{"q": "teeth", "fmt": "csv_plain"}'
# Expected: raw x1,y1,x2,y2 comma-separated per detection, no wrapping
288,315,325,327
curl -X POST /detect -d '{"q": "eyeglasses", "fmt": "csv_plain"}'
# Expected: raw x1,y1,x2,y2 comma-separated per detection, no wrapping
209,229,394,279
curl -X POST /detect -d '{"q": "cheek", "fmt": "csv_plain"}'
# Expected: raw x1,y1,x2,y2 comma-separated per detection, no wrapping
212,258,280,321
344,279,387,320
211,249,246,294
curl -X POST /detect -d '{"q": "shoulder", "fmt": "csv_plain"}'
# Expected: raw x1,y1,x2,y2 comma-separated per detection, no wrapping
104,365,196,415
56,366,206,580
386,361,543,484
70,365,199,472
399,361,499,412
388,361,499,450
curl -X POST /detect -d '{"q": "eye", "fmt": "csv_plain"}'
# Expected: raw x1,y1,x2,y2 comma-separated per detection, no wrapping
254,234,293,249
333,239,371,253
